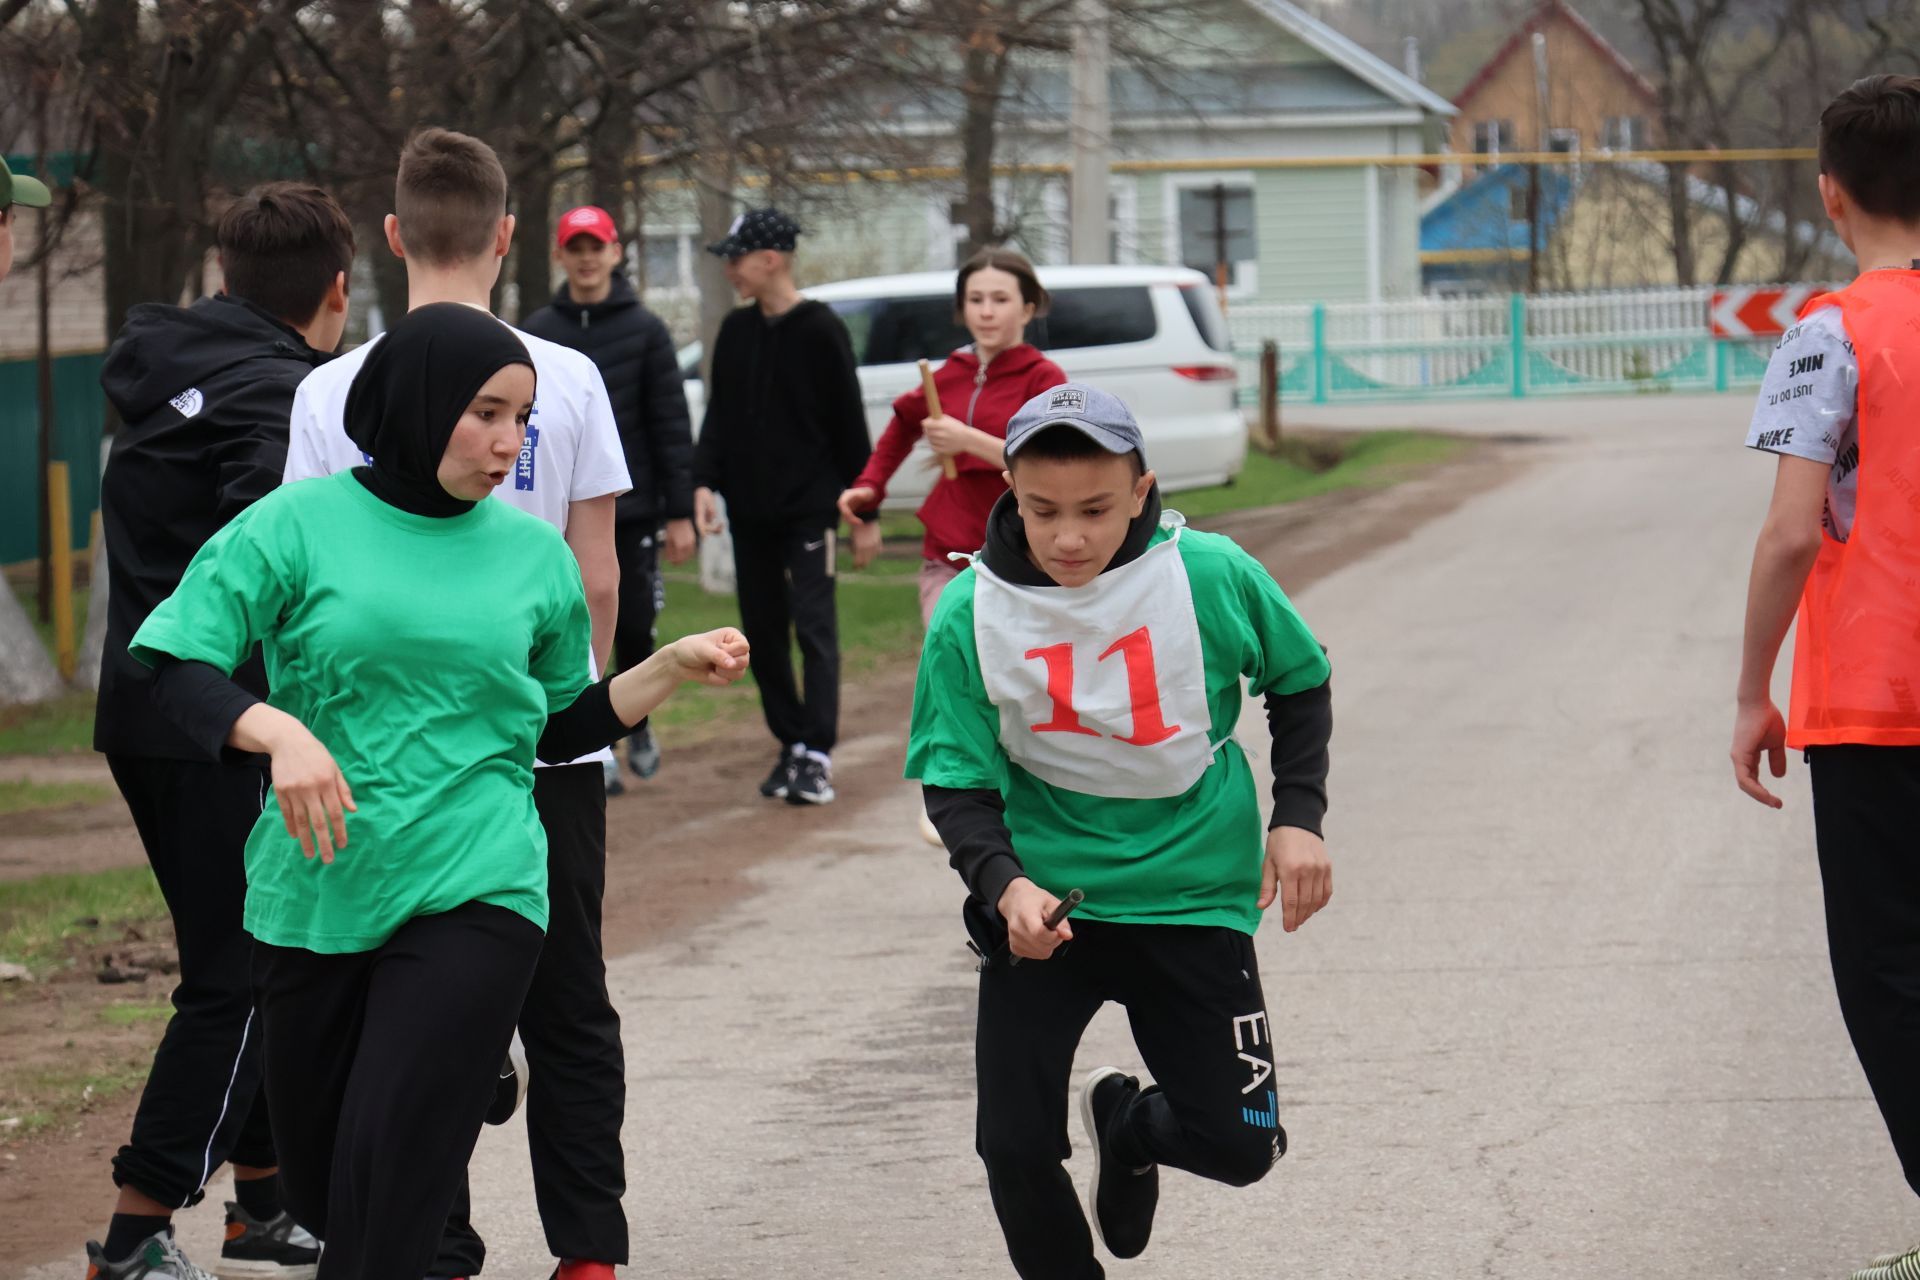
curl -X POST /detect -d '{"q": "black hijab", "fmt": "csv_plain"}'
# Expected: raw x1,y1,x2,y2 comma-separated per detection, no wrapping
344,302,535,518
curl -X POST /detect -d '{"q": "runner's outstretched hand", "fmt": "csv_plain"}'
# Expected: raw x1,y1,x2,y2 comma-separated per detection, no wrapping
998,877,1073,960
1260,826,1331,932
668,627,751,687
1731,698,1788,808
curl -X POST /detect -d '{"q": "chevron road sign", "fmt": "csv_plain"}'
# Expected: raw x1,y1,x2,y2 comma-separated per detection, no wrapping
1708,285,1823,338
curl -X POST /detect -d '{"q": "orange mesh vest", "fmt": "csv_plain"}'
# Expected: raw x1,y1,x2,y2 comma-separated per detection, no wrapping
1789,269,1920,748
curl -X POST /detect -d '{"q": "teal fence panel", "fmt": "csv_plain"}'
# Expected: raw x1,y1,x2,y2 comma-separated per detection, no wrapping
1228,285,1794,407
0,354,107,563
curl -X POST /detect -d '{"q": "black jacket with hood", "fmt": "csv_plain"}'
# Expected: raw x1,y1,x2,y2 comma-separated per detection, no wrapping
94,293,329,760
520,273,694,526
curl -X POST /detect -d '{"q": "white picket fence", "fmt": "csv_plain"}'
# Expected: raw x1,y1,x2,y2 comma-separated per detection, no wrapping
1223,284,1783,401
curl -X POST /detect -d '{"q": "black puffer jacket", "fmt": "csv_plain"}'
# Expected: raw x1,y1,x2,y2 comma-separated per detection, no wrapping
95,294,328,760
521,273,694,525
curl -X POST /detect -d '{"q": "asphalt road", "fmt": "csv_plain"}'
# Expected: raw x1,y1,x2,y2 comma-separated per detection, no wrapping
139,393,1914,1278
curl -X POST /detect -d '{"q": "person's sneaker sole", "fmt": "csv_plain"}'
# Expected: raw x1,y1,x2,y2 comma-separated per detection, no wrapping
485,1031,529,1125
786,785,836,805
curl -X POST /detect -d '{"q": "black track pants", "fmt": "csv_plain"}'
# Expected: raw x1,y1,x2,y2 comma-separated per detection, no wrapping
974,919,1283,1279
1810,745,1920,1198
434,765,627,1274
106,753,276,1208
730,521,840,752
253,903,543,1280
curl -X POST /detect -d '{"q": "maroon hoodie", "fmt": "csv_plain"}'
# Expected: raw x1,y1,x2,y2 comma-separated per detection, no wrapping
852,343,1066,562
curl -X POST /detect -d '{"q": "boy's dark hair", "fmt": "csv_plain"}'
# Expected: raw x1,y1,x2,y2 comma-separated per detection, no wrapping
956,247,1050,320
217,183,355,326
395,127,509,266
1819,74,1920,224
1009,424,1144,478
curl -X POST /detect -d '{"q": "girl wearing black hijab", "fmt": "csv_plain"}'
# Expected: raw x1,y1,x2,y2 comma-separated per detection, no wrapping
129,304,748,1280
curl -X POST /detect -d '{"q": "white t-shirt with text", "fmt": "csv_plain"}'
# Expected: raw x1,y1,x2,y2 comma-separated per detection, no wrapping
1744,305,1859,541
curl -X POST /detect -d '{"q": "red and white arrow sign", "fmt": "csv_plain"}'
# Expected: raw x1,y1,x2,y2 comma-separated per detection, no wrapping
1709,285,1824,338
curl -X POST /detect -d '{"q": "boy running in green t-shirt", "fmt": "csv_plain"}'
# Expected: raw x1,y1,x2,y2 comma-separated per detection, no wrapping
908,382,1334,1279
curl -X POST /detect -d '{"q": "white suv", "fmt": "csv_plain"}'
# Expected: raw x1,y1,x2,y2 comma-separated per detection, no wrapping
681,264,1244,508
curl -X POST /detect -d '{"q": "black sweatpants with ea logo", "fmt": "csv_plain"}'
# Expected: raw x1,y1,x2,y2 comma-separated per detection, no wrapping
972,918,1283,1280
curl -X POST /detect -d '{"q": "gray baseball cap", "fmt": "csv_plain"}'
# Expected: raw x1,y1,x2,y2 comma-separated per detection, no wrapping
1004,382,1147,463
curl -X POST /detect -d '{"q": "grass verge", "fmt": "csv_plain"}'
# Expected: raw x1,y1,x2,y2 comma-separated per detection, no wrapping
0,779,111,816
0,866,165,975
0,690,96,758
1168,430,1468,522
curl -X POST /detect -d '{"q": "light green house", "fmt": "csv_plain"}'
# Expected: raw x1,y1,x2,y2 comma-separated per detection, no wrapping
630,0,1453,330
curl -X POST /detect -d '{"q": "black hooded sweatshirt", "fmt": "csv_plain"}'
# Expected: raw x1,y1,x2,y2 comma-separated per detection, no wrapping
925,486,1333,918
519,273,694,526
94,294,329,760
691,299,870,527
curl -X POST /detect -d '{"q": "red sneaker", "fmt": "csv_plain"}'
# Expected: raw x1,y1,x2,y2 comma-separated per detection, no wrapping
555,1263,615,1280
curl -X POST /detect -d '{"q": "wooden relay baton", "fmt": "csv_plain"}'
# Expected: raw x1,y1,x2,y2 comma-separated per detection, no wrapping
918,357,960,481
1008,888,1084,967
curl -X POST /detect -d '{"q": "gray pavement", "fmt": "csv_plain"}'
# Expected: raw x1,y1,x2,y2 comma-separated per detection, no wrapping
149,393,1913,1278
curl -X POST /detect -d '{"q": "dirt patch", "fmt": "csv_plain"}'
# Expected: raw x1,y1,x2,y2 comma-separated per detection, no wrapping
0,435,1527,1275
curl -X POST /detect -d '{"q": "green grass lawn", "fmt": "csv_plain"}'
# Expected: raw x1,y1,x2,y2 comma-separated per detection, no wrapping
0,865,165,975
0,778,111,816
1167,431,1468,522
0,690,97,757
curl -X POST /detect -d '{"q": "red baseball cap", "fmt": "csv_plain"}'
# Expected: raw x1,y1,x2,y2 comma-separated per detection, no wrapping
556,205,618,249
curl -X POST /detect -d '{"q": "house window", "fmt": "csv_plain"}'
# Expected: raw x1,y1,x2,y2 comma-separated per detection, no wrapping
1548,128,1580,154
1601,116,1646,151
1508,183,1530,222
1473,119,1516,157
1176,181,1256,292
640,228,695,293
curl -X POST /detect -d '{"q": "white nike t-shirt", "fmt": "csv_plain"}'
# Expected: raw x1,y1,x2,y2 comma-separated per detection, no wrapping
286,314,632,767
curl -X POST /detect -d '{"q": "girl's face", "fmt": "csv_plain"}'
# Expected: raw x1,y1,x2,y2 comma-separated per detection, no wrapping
437,364,535,501
962,266,1037,356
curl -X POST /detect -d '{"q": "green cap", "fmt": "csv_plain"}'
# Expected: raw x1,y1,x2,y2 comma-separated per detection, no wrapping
1,156,51,210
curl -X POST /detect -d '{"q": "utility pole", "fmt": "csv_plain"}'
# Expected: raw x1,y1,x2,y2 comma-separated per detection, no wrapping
1069,0,1111,264
34,72,53,622
1527,30,1550,294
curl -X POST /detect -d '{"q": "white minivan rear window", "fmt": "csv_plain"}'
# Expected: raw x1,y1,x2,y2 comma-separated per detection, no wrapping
828,285,1160,367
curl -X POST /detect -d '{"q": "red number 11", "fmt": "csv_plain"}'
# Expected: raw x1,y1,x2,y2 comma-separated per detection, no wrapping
1024,626,1180,746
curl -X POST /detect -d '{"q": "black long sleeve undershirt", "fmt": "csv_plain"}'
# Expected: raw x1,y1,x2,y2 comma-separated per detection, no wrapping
150,657,634,767
925,678,1333,910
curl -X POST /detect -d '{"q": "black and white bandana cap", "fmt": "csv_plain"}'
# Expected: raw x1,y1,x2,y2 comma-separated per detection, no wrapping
705,207,802,258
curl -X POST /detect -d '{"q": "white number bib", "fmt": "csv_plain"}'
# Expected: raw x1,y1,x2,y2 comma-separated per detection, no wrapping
972,521,1218,799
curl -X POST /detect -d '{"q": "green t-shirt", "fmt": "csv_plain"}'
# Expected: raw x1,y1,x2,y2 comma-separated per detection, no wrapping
906,525,1329,935
130,471,592,953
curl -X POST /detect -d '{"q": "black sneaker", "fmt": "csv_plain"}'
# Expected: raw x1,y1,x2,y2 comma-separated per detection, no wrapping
786,753,835,805
216,1205,320,1279
759,748,798,799
84,1230,217,1280
627,725,662,780
486,1032,528,1125
1080,1067,1158,1259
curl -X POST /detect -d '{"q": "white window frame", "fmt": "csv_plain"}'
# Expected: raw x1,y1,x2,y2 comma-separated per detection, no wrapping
1473,119,1515,159
1164,171,1260,300
638,225,699,296
1601,115,1645,152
